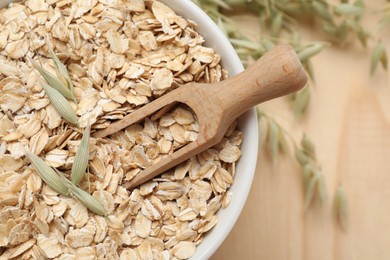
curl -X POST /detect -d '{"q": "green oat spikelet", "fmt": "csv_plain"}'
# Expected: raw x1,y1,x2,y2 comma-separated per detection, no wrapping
40,81,78,125
48,45,76,99
30,58,74,100
71,124,91,185
371,42,388,75
334,185,348,230
57,170,106,216
25,150,68,196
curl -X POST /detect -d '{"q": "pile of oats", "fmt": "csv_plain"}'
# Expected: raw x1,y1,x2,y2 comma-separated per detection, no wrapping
0,0,242,259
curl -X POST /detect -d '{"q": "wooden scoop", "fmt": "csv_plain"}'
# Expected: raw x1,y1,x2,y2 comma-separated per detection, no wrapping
92,44,308,189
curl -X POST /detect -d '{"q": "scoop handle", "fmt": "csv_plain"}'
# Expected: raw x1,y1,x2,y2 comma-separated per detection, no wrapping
214,44,308,120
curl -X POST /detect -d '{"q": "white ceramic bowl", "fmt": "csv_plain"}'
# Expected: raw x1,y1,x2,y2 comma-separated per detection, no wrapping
160,1,258,259
0,0,259,259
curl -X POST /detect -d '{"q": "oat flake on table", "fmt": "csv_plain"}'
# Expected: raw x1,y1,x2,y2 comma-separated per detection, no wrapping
0,0,242,259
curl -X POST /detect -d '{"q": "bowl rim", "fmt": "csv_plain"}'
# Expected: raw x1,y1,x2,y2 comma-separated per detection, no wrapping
159,1,259,259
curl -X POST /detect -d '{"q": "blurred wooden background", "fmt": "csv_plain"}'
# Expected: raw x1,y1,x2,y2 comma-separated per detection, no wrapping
212,1,390,259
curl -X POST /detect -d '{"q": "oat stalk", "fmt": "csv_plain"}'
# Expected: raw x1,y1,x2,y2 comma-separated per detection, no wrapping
257,109,326,208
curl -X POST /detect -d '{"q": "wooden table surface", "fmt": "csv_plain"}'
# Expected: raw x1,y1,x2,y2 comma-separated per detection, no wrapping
212,2,390,259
